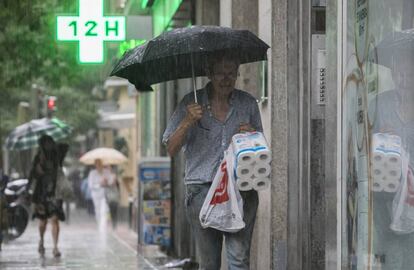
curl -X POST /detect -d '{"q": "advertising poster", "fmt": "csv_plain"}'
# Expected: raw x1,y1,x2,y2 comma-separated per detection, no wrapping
139,160,171,246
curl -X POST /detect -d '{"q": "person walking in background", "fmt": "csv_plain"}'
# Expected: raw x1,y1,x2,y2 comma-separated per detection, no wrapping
106,167,120,229
68,168,82,209
30,135,65,258
163,52,263,270
87,159,114,231
80,170,94,216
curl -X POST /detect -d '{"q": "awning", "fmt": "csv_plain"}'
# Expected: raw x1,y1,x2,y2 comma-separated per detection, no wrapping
97,112,136,129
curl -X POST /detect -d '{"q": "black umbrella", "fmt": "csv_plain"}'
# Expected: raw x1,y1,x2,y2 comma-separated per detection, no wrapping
375,29,414,68
110,25,269,101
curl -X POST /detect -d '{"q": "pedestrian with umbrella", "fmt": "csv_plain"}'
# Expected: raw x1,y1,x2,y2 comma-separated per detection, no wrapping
165,50,263,270
80,148,126,231
4,117,71,151
112,25,268,269
29,135,65,258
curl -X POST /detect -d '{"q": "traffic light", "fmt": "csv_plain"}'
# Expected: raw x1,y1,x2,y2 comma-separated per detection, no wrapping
47,96,56,111
45,95,57,116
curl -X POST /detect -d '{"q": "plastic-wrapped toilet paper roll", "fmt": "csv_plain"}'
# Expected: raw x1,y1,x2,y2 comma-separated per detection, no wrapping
371,165,384,178
236,164,254,179
253,163,271,178
372,150,386,164
386,153,401,172
237,178,253,191
253,177,270,191
387,152,401,164
384,161,402,181
372,180,383,192
383,180,399,193
387,168,401,180
255,148,272,164
237,150,256,166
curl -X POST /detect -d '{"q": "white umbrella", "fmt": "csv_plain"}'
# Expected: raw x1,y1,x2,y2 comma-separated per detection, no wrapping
79,147,127,165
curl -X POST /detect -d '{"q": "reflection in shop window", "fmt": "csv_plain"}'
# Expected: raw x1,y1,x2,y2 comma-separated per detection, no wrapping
342,0,414,269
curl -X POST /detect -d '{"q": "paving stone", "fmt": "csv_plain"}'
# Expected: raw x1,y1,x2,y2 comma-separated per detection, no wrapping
0,210,164,270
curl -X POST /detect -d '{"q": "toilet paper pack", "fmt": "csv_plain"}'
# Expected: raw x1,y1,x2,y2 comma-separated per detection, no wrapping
371,133,402,192
231,132,272,191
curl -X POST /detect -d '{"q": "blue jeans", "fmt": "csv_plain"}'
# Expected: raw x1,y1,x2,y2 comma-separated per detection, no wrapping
185,183,259,270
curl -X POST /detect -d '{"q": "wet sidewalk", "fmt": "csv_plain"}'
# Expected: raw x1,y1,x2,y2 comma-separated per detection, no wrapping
0,208,176,270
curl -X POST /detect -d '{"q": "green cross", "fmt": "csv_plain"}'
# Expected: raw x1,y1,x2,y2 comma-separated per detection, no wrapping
57,0,126,63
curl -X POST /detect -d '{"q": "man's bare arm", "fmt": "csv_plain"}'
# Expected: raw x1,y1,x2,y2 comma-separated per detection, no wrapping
167,103,202,156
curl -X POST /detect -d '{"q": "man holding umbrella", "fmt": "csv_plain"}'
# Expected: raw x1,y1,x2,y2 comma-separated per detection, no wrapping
163,51,263,270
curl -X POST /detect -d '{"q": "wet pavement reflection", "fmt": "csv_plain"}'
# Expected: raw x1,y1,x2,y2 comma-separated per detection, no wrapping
0,209,171,270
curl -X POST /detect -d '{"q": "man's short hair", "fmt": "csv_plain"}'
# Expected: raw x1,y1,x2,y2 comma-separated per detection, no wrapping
206,51,240,74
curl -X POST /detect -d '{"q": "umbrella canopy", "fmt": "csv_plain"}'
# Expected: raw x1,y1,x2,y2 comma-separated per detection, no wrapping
375,29,414,68
79,147,127,165
110,25,270,91
4,117,72,151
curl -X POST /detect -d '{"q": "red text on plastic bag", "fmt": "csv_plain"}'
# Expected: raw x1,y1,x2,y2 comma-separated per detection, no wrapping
210,162,230,205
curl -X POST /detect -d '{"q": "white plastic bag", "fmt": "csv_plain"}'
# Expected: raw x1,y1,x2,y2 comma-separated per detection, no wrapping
199,146,245,232
390,150,414,233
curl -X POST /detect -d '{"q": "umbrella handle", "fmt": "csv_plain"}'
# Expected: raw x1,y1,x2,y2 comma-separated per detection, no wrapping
191,53,198,104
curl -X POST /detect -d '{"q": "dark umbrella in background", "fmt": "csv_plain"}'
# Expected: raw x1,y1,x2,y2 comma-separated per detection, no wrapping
110,25,269,102
4,117,72,151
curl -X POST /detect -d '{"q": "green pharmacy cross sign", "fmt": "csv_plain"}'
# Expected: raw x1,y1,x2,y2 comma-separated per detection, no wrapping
57,0,126,63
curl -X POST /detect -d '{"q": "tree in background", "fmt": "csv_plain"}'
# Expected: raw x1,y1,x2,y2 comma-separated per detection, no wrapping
0,0,115,156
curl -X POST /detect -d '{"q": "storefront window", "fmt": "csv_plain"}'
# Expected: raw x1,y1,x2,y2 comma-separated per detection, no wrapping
342,0,414,269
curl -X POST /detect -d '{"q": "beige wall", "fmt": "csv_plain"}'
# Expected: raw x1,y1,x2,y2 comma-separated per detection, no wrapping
102,85,138,207
220,0,273,269
251,1,272,269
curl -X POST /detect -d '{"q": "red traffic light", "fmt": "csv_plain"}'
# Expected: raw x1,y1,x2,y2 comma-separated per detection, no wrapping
47,96,57,111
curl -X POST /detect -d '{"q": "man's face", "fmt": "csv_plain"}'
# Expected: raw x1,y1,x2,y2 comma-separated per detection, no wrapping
208,59,239,96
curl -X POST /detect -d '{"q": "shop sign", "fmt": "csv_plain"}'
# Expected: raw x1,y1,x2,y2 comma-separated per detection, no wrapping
56,0,126,63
